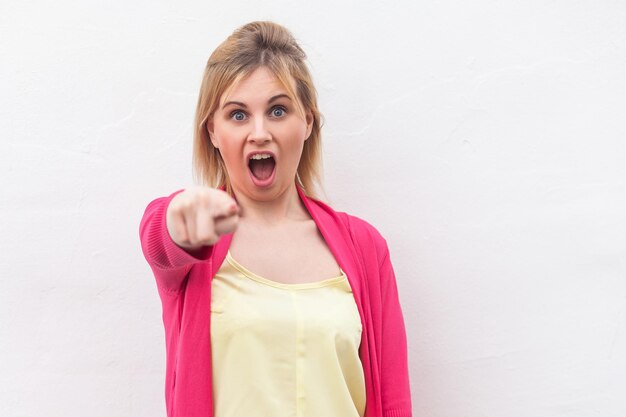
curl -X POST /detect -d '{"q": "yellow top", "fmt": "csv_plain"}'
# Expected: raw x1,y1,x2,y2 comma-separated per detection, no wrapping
210,250,366,417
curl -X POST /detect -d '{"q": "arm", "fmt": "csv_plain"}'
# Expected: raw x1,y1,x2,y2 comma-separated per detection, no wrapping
379,247,413,417
339,212,413,415
138,189,213,294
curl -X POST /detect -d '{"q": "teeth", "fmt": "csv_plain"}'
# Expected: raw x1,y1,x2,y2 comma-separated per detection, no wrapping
250,153,273,160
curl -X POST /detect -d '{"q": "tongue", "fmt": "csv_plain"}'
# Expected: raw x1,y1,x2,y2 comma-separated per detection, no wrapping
249,158,275,180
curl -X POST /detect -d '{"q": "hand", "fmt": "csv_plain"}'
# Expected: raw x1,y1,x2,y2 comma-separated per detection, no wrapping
166,186,240,251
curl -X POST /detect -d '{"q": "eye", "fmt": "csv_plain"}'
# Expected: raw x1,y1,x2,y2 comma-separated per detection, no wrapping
230,110,247,121
270,106,287,118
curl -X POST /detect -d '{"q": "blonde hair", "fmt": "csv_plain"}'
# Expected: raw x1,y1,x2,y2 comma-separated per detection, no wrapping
192,21,326,201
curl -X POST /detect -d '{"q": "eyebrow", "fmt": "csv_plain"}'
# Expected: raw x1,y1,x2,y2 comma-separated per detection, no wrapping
221,94,291,109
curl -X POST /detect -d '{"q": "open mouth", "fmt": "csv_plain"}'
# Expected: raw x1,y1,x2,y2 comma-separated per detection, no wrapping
248,155,276,182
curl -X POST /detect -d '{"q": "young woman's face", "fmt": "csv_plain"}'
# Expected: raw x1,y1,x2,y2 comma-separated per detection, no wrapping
207,66,313,201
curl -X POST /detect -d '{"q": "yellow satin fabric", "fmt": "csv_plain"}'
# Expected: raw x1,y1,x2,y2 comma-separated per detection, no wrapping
210,250,366,417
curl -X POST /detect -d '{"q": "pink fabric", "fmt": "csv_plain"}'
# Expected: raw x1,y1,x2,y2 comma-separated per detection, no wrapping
139,183,413,417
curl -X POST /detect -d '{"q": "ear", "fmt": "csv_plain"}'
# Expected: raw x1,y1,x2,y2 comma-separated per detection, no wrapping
304,109,314,141
206,116,218,148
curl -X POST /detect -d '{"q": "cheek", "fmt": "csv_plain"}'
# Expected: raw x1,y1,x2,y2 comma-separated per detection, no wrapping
212,140,239,169
281,119,308,143
214,126,243,157
214,122,235,141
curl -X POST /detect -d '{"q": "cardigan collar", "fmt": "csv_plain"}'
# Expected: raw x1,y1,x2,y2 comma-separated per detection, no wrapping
212,180,364,299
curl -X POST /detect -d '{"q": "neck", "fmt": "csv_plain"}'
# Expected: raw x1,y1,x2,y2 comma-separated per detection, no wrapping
232,181,310,227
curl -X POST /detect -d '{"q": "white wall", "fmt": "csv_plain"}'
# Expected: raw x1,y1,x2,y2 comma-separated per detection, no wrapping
2,1,625,416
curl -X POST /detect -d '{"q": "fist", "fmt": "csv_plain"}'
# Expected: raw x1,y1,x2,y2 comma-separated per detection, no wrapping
166,186,240,251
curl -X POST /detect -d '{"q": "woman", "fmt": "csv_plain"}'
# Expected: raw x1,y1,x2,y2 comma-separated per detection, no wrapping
139,21,412,417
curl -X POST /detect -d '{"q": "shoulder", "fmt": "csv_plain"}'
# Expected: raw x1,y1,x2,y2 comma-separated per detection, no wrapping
304,193,390,261
338,210,391,263
342,211,385,241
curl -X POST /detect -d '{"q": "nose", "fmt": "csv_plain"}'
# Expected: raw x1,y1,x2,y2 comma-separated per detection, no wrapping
247,116,272,144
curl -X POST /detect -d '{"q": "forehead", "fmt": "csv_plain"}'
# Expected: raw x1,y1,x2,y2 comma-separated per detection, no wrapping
220,66,290,104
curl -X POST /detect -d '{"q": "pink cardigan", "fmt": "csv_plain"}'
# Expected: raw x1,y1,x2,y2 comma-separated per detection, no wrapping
139,183,413,417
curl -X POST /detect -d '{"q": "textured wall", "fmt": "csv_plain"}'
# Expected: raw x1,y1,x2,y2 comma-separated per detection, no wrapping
1,1,625,416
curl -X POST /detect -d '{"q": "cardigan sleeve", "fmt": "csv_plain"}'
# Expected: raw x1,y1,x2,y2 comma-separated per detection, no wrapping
379,245,413,417
138,188,213,294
